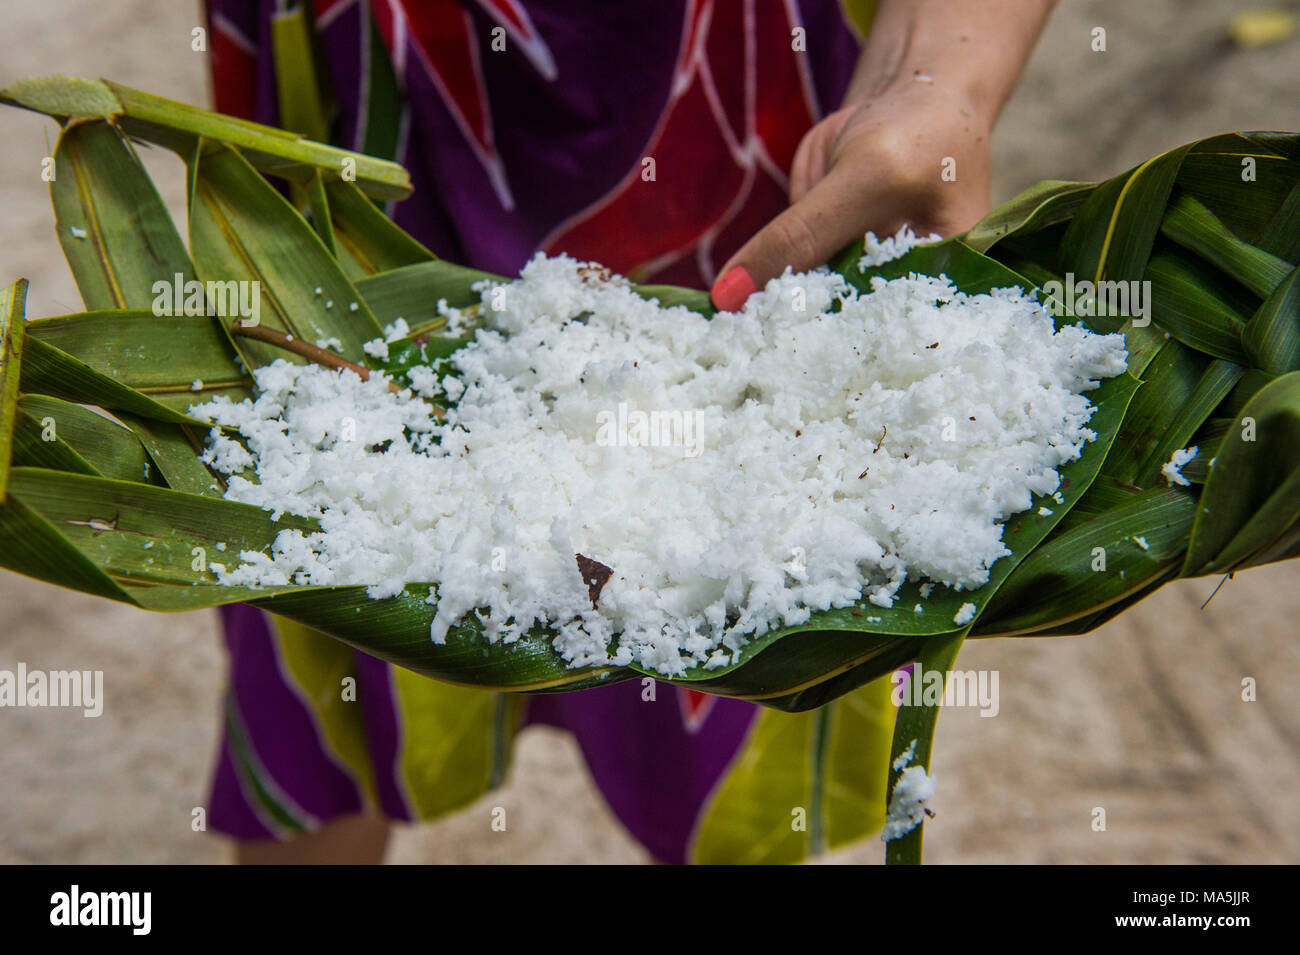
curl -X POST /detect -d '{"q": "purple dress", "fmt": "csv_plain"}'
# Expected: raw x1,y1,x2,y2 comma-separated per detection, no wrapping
205,0,874,863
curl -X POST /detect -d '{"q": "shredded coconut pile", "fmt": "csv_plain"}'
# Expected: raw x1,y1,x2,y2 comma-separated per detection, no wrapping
191,254,1127,675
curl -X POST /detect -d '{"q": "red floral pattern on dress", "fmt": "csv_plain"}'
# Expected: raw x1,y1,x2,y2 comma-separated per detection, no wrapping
354,0,824,284
677,687,719,734
542,0,822,284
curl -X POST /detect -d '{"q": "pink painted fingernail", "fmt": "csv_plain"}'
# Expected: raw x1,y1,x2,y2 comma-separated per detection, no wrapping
711,266,757,312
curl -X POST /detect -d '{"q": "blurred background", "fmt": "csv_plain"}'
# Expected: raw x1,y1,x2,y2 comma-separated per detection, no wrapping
1,0,1298,863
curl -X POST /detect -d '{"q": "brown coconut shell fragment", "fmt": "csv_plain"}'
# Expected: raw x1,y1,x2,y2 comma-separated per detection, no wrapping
575,553,614,609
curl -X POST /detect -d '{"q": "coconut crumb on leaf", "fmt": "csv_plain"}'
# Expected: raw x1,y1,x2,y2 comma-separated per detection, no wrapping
1162,445,1198,487
189,254,1127,675
883,738,936,842
892,738,918,772
859,225,942,270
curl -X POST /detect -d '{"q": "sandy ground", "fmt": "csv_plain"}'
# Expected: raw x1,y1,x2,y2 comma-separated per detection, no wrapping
1,0,1298,864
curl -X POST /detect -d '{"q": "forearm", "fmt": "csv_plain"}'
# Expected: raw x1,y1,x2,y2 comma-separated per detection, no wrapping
846,0,1056,122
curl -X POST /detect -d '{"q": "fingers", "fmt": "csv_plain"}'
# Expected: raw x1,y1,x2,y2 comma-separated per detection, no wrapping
712,168,882,312
788,131,819,205
790,108,854,204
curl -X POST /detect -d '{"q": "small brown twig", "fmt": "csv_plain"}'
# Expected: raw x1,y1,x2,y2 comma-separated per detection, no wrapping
230,322,444,417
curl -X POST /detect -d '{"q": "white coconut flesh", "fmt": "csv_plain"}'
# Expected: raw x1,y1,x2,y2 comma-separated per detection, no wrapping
190,248,1128,676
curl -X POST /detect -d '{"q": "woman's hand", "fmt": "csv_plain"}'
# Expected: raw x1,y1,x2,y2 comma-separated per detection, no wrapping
710,0,1055,312
711,83,994,311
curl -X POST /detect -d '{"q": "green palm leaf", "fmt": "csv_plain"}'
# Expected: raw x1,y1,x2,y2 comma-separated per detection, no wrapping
2,78,1299,863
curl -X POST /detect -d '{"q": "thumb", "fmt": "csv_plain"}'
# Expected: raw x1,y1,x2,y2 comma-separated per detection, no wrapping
710,169,876,312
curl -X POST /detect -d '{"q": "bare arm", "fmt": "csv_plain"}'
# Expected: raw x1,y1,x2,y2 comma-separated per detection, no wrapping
711,0,1056,311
